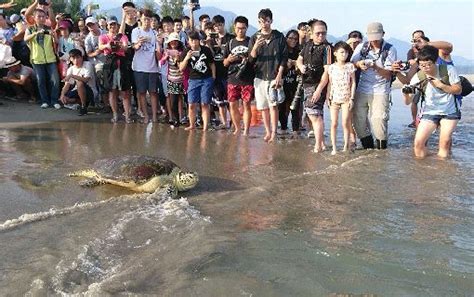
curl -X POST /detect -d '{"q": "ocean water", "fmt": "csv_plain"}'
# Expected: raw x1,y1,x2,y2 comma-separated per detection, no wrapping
0,91,473,296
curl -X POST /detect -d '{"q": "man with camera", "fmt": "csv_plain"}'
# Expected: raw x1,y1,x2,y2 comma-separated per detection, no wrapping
24,8,60,109
249,8,288,143
350,22,397,150
223,16,255,136
402,45,462,159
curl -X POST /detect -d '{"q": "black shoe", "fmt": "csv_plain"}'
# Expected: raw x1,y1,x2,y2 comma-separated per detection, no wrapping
376,139,387,149
78,106,88,116
360,135,374,149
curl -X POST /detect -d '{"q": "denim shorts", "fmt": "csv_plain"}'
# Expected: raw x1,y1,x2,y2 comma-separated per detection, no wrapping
134,71,158,93
421,111,461,125
187,77,214,105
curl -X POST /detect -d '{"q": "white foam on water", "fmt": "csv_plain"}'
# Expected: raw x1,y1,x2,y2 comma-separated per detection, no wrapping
49,192,210,295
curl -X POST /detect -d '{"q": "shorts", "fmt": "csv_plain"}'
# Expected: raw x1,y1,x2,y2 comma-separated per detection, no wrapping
303,85,325,116
65,84,94,104
167,80,185,95
254,78,282,110
212,78,228,107
133,71,158,93
187,77,214,105
228,84,254,103
330,100,350,110
421,111,461,125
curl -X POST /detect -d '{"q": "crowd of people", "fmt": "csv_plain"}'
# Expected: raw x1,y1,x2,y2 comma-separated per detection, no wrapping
0,1,470,158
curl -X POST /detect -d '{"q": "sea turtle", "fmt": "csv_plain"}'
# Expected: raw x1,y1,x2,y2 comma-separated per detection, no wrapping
68,155,198,197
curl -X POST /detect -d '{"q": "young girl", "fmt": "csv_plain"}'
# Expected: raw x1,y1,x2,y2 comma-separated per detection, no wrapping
160,32,186,126
326,41,356,155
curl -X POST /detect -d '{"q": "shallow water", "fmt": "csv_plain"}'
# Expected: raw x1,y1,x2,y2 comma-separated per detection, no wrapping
0,92,473,296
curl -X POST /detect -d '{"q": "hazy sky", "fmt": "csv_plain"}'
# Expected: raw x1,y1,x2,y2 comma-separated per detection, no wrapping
97,0,474,60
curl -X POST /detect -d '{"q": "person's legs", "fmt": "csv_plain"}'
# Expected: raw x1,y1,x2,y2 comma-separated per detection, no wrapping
76,81,88,107
229,100,241,135
46,62,60,105
109,90,119,122
32,63,49,106
186,103,198,130
413,119,438,158
330,105,339,155
353,92,373,148
437,119,459,158
341,103,351,151
201,103,210,131
138,92,148,122
121,90,132,123
308,114,323,152
269,105,278,142
370,93,390,149
186,79,202,130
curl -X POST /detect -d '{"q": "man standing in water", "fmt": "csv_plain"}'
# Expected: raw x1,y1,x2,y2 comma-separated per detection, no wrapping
249,8,288,142
351,22,397,149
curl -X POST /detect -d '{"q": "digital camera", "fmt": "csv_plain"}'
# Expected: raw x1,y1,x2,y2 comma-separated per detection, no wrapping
209,32,219,39
190,0,200,11
402,85,417,94
399,61,410,71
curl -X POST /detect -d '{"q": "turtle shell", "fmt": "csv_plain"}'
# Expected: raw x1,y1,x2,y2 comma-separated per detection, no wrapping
93,155,179,183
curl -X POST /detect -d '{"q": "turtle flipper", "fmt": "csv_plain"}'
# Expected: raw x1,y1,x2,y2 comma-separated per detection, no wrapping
155,184,178,199
79,178,104,188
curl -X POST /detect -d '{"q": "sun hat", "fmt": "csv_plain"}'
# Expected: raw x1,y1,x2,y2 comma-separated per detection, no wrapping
4,57,21,68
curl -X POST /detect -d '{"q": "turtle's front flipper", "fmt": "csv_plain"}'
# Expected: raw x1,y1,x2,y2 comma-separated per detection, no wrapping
153,184,178,200
79,178,104,188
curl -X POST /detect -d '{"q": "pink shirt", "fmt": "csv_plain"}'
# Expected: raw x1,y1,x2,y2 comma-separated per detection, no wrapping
99,33,128,57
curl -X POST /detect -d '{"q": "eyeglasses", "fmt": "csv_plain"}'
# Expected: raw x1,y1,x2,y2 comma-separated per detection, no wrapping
314,31,327,36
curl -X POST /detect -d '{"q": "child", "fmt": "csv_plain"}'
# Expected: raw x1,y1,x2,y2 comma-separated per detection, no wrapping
326,41,356,155
160,32,186,126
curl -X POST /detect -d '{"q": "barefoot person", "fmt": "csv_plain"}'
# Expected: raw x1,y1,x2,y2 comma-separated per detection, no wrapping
248,8,288,142
402,45,461,159
223,16,255,135
179,31,215,131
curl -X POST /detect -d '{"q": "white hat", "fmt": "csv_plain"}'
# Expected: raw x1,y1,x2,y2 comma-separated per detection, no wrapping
4,57,21,68
367,22,384,42
85,16,97,25
167,32,181,43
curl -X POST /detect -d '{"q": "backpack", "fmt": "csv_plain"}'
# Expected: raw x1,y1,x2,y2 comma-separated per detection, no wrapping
356,41,395,85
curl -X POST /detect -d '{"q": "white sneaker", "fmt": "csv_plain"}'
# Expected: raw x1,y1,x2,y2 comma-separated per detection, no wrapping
53,103,61,109
40,103,49,109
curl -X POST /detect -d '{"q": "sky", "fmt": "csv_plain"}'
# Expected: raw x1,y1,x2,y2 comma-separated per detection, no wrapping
96,0,474,60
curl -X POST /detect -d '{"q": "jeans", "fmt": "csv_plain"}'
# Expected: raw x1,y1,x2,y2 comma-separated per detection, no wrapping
32,62,60,105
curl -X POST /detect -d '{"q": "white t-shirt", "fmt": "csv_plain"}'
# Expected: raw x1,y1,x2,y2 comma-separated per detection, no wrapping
328,63,356,103
66,61,98,97
7,65,35,80
131,27,159,73
410,65,460,116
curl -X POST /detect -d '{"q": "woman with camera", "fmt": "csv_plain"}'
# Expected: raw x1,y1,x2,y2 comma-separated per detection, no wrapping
99,16,132,123
402,45,462,159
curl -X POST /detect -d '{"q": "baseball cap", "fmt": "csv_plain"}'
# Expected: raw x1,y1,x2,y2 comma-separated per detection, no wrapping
167,32,181,43
367,22,384,41
85,16,97,25
107,16,118,24
9,14,21,24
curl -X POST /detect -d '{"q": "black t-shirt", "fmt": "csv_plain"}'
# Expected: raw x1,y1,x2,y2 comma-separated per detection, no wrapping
284,49,300,88
212,33,235,79
181,46,214,79
299,41,332,86
224,37,255,85
124,23,138,61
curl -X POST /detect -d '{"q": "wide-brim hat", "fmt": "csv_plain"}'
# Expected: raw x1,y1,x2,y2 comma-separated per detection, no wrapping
4,57,21,68
167,32,182,44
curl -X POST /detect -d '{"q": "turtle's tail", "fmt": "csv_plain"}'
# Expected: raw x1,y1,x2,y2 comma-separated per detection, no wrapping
67,170,97,178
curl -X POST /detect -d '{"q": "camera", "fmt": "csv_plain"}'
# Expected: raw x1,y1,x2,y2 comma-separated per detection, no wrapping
402,85,417,94
399,61,410,71
209,32,219,39
190,0,200,11
363,59,374,67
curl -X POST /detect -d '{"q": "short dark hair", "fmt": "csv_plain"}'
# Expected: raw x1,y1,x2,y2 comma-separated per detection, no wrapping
420,35,430,42
348,30,363,39
333,41,353,62
412,30,425,37
99,16,106,21
182,16,190,21
69,48,83,58
234,16,248,27
417,45,438,63
141,9,153,18
199,14,210,22
309,19,327,30
122,1,135,8
212,15,225,24
258,8,272,21
297,22,308,30
188,31,200,40
162,16,173,24
173,18,182,23
153,14,161,22
204,22,214,31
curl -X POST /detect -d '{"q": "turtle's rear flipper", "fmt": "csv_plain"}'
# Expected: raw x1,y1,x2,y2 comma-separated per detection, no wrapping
80,178,103,188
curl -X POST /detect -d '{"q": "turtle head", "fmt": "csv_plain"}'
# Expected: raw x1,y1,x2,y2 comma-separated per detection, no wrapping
174,171,199,191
